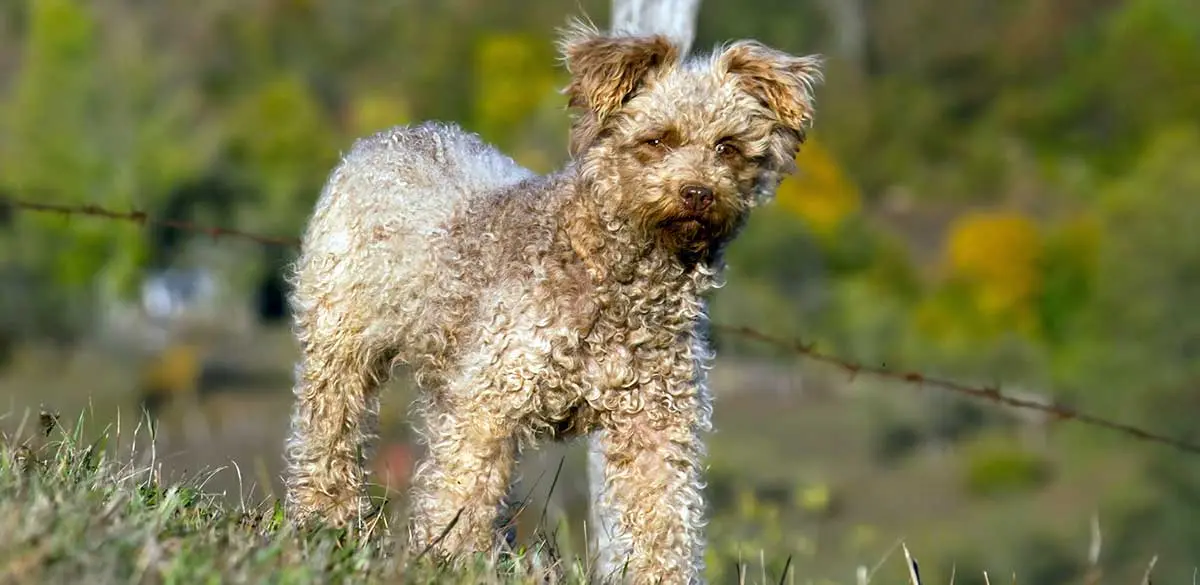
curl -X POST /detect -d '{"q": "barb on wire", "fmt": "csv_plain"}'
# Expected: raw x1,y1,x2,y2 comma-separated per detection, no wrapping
714,324,1200,456
0,197,301,249
7,196,1200,456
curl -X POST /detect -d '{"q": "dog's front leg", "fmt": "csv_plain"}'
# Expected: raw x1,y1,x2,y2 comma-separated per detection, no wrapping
594,400,710,585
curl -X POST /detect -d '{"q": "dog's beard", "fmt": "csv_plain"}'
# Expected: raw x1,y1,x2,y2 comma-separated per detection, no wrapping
636,198,743,261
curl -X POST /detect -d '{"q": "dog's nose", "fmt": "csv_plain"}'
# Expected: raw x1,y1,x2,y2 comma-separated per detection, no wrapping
680,185,714,212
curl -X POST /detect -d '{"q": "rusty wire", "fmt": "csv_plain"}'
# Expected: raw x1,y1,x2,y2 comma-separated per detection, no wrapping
715,324,1200,455
1,197,301,248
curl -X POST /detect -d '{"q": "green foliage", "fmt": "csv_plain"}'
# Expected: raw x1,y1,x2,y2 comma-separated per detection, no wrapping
224,73,338,235
1034,216,1098,348
999,0,1200,176
471,33,559,148
1051,127,1200,565
1,0,214,336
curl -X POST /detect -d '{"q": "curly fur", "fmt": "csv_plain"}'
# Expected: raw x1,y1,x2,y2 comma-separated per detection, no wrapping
284,21,822,585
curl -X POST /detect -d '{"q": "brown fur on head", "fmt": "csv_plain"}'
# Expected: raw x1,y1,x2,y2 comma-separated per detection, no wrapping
559,22,824,262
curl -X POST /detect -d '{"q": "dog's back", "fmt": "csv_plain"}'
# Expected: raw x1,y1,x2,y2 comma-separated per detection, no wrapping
291,122,537,366
321,121,534,230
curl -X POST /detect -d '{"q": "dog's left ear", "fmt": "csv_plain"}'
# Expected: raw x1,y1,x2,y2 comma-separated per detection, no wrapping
558,21,680,156
719,40,823,141
559,23,680,121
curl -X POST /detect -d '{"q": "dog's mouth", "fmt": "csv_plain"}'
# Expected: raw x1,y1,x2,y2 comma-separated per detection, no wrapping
657,210,713,228
654,214,712,245
660,216,704,228
646,201,743,255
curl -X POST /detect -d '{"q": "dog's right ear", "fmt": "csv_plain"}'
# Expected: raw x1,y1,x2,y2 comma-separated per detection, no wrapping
558,19,680,156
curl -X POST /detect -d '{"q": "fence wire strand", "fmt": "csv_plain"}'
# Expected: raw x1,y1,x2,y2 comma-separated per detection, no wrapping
715,325,1200,455
1,197,301,248
5,195,1200,456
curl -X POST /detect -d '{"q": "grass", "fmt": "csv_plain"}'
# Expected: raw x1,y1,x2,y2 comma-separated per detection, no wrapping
0,412,592,585
0,407,1181,585
0,408,933,585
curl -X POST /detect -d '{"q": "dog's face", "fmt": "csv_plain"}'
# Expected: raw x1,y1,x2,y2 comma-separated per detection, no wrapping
560,23,823,259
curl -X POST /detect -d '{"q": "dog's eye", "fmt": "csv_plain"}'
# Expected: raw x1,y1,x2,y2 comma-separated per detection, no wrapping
643,137,664,148
714,141,741,158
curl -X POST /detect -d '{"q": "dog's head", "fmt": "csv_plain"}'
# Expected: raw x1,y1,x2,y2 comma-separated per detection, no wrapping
559,21,823,260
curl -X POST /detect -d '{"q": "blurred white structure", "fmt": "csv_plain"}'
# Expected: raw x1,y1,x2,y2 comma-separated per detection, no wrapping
610,0,702,55
140,268,219,324
588,0,704,574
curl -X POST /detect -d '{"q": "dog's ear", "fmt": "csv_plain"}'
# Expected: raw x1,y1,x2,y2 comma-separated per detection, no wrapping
558,20,680,156
558,22,680,121
719,40,823,179
719,40,823,139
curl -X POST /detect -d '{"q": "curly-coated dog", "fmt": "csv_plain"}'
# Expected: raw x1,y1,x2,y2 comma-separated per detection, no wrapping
283,21,822,584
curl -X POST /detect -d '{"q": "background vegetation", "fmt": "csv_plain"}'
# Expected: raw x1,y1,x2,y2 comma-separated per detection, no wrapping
2,0,1199,582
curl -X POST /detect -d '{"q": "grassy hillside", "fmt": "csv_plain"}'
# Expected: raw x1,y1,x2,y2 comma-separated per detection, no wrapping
0,325,1190,584
0,402,1173,585
0,415,596,584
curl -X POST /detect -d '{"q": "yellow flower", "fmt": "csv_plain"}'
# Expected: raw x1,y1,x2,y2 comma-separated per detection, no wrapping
943,211,1043,320
775,137,861,238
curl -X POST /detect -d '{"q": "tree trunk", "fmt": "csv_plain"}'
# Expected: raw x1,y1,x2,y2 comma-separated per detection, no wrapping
610,0,703,55
816,0,866,71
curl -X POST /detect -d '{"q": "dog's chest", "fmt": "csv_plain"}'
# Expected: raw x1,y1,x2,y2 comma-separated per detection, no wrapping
507,260,710,429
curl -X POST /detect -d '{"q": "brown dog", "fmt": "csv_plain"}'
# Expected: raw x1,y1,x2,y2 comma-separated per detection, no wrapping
283,20,822,584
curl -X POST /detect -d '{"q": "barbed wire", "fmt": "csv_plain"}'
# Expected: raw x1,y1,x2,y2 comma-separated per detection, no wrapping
714,325,1200,455
0,197,301,248
6,195,1200,456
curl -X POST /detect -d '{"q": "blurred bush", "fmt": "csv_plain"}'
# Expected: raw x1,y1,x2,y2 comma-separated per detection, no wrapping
960,434,1053,498
774,136,861,241
869,414,925,466
137,343,204,415
943,211,1043,330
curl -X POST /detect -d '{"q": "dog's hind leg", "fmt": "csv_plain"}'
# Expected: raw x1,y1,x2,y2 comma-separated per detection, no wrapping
284,311,388,530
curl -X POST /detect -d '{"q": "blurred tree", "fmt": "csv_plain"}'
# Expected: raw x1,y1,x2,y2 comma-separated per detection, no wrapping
1034,214,1098,348
1,0,212,339
1075,128,1200,411
223,73,338,237
471,33,559,152
999,0,1200,177
345,90,411,138
1067,126,1200,582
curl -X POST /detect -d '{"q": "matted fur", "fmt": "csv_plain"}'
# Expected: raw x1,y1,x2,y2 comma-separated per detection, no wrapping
284,20,822,585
